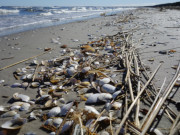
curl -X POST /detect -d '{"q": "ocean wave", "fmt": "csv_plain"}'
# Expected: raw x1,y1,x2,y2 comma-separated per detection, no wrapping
0,9,19,14
39,12,53,16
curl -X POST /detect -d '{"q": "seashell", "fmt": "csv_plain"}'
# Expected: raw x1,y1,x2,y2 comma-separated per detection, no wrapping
98,78,110,86
112,90,122,99
29,110,42,120
112,102,122,110
98,93,113,102
24,132,37,135
47,107,61,117
100,131,110,135
104,59,110,64
36,95,52,104
101,84,116,94
11,83,22,88
81,66,91,73
44,82,51,86
84,106,100,115
32,60,38,65
52,118,63,128
44,118,53,126
0,106,9,114
86,93,112,104
94,61,100,66
60,102,74,116
0,80,5,84
21,82,29,88
60,120,74,134
31,82,40,88
19,102,31,111
44,99,57,108
80,82,90,86
49,132,56,135
59,98,65,104
13,114,21,119
41,66,47,72
13,93,30,102
26,74,33,80
41,60,48,66
67,67,76,76
1,118,27,130
1,111,17,118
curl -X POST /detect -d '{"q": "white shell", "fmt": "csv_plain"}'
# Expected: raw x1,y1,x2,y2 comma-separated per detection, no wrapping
21,82,29,88
60,102,74,116
98,78,110,86
31,82,40,88
112,90,122,99
1,111,17,118
67,67,76,76
1,118,27,129
86,93,112,104
94,61,100,66
101,84,116,94
13,93,30,102
98,93,113,102
84,106,100,115
26,74,33,80
47,107,61,117
19,103,31,111
53,118,63,128
82,67,91,73
112,102,122,109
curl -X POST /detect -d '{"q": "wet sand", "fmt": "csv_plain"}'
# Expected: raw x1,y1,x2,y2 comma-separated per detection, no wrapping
0,8,180,135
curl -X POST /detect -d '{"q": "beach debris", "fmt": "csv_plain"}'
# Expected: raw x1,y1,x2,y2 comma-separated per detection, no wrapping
0,28,179,135
159,50,168,54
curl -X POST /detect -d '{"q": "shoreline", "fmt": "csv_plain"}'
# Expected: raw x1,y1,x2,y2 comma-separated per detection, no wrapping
0,7,180,135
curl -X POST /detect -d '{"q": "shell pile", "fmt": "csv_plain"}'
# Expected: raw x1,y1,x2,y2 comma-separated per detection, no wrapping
0,31,180,135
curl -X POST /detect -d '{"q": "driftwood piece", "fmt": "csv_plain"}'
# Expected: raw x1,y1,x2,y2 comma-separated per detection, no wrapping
140,62,180,135
115,64,161,135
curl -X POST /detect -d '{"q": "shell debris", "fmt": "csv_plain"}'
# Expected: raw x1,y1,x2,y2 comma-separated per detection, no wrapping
0,30,177,135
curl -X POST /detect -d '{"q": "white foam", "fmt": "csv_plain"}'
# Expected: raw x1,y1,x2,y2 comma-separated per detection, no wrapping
40,12,53,16
0,9,19,14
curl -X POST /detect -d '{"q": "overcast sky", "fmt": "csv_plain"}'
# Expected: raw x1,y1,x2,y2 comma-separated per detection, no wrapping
0,0,179,6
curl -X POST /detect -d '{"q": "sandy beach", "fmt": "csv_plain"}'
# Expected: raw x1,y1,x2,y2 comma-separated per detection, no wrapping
0,8,180,135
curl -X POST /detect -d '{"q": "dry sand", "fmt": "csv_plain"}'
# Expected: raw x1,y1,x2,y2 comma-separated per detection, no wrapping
0,8,179,135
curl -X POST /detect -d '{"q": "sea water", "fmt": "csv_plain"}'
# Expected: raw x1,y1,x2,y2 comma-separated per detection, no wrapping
0,6,134,37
